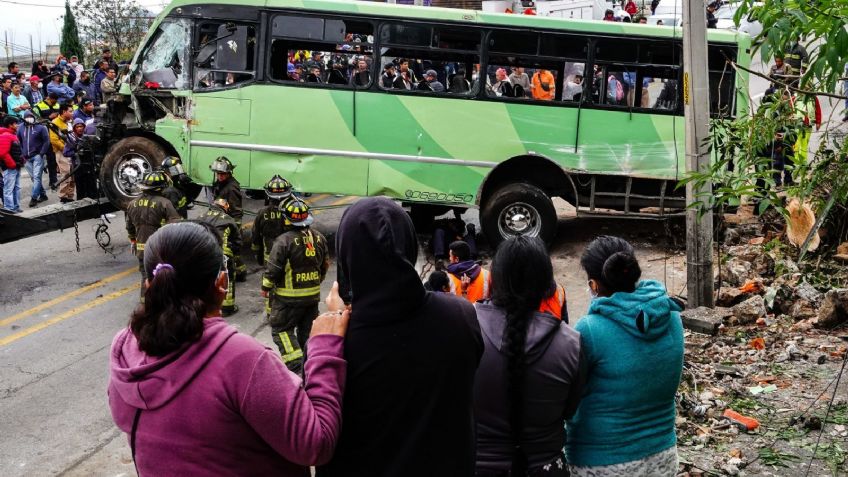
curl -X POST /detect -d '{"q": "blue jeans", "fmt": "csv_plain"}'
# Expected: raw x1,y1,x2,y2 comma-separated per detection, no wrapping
25,154,46,200
3,168,21,211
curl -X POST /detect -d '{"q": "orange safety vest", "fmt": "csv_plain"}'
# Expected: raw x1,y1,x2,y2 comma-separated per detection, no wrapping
538,284,566,321
448,269,491,303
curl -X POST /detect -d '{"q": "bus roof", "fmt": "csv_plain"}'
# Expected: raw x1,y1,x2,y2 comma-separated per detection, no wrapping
163,0,744,43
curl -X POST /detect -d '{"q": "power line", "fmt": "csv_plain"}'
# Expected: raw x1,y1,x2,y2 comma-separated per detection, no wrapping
0,0,64,7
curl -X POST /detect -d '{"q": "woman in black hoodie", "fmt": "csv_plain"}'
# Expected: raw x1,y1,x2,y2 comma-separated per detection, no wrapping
318,197,483,477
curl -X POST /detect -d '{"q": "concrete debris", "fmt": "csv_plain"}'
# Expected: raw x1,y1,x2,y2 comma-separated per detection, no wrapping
731,295,766,324
817,288,848,328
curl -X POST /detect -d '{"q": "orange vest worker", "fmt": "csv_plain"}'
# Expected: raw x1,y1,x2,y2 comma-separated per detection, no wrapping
448,269,491,303
538,283,567,322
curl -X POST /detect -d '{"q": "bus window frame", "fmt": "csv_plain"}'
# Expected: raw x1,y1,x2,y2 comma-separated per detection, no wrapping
192,20,260,92
584,36,684,116
265,12,377,92
375,20,483,100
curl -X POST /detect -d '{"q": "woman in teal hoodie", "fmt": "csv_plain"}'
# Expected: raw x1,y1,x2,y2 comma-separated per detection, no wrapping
566,236,684,476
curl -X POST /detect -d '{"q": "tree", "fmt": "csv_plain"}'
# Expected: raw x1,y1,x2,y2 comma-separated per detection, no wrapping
73,0,153,64
60,0,85,60
684,0,848,258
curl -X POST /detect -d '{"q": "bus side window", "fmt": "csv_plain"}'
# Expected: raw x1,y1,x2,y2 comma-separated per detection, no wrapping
591,66,635,107
377,23,480,97
268,16,374,88
708,45,737,117
194,23,257,89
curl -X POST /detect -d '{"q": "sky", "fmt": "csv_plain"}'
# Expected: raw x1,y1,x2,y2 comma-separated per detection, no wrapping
0,0,165,60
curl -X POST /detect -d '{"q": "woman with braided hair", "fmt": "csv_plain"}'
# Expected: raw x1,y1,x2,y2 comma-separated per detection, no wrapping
566,236,684,477
473,235,584,477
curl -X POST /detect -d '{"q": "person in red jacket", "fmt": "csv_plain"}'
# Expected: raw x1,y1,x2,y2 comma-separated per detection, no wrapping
624,0,639,15
0,116,24,213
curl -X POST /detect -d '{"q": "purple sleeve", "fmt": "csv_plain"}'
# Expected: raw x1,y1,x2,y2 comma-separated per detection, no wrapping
239,334,346,466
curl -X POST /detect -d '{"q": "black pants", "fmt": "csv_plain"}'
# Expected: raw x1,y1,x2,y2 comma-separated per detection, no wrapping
45,150,58,187
270,302,319,374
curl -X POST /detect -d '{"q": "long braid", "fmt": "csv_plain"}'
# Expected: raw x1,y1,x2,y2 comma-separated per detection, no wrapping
501,299,534,473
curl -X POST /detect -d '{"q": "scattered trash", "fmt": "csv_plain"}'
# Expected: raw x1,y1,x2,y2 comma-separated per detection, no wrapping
723,409,760,431
749,337,766,350
785,199,820,251
748,384,777,395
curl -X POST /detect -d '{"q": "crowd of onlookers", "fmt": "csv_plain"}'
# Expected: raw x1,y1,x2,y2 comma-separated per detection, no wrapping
0,49,123,213
108,192,686,476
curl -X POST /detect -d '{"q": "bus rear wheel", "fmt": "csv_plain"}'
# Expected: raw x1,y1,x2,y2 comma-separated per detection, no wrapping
481,182,556,247
100,137,166,209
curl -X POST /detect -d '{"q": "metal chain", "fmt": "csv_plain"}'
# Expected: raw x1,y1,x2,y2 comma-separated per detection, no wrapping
73,208,80,252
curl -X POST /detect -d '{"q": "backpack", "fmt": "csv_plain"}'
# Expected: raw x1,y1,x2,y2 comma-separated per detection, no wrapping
607,75,623,103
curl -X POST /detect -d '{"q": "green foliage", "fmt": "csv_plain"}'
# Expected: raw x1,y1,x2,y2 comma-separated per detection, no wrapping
811,442,847,476
758,447,801,468
60,1,85,60
735,0,848,93
73,0,153,64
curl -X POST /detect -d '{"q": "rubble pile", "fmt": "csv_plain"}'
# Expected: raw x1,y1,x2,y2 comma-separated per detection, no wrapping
675,210,848,476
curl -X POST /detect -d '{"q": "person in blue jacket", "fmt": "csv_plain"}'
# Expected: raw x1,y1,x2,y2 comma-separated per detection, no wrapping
566,235,684,477
16,111,51,207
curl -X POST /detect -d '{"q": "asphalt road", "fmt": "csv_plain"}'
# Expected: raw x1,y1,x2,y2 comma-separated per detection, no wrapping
1,53,844,477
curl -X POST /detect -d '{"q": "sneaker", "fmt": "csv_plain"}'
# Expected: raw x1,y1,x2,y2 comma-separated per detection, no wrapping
37,195,48,203
222,305,239,317
29,199,38,208
60,198,73,204
3,208,20,214
235,271,247,282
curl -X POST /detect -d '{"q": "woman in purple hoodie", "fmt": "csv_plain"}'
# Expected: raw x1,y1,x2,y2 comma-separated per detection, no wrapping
108,221,348,476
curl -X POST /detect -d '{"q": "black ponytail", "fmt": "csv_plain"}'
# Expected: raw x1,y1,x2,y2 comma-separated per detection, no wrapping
130,222,224,356
490,235,554,471
580,235,642,294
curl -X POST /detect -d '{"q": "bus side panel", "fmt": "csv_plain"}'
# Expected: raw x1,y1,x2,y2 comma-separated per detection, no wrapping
190,147,251,189
367,160,487,207
249,85,368,194
499,101,579,167
575,109,681,179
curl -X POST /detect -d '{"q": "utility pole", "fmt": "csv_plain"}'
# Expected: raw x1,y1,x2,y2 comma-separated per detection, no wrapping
682,0,714,307
4,31,10,65
30,35,35,65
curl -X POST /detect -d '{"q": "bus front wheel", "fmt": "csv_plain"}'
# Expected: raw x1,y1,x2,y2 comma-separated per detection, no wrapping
481,182,556,247
100,137,166,209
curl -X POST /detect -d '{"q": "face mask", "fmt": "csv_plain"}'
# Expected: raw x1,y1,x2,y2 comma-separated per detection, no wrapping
37,82,43,88
587,287,598,299
24,117,35,124
71,61,78,66
60,60,67,66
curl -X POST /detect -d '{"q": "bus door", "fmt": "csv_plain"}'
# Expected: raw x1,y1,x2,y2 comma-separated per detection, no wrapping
190,21,259,187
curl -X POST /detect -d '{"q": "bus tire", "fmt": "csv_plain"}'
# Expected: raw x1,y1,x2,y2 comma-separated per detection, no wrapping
481,182,556,247
100,137,166,210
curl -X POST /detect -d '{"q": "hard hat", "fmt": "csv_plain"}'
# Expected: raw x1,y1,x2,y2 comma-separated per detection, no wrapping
210,156,235,173
138,170,169,190
162,156,186,178
264,175,293,200
279,197,313,227
213,197,230,211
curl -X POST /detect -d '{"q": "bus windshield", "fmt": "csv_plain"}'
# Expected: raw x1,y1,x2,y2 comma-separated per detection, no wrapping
139,19,191,89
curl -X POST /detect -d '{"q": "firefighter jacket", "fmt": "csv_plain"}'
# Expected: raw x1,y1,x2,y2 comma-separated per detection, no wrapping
198,205,242,259
262,227,329,304
211,176,243,222
251,203,292,265
125,193,181,257
162,185,188,219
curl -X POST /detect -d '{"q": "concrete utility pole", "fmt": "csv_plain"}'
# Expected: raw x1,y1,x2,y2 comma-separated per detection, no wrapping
682,0,714,307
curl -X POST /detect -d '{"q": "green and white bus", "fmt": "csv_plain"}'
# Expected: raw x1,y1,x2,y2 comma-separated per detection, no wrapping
100,0,750,244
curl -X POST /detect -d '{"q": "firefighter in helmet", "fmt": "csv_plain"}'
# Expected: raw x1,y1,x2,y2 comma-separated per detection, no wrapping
261,197,329,374
159,156,190,219
197,198,242,316
252,175,294,265
125,170,181,300
210,156,247,281
253,175,294,316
